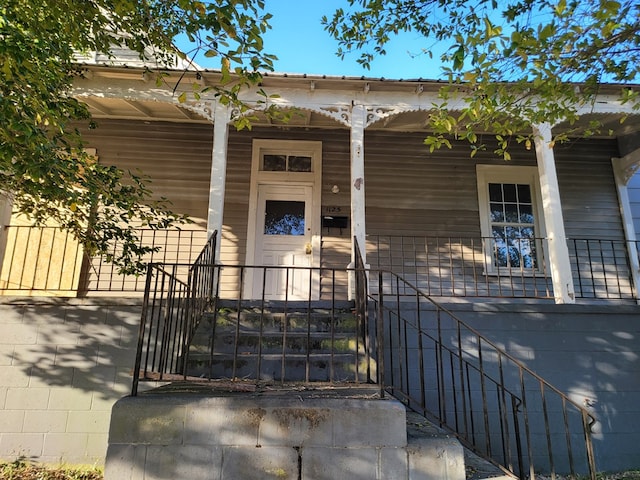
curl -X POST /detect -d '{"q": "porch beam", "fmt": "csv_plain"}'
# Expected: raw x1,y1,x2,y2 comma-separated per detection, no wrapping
207,102,231,258
533,123,575,304
350,103,367,267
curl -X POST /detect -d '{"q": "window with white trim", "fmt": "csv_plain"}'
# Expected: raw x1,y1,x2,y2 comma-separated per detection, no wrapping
476,165,546,273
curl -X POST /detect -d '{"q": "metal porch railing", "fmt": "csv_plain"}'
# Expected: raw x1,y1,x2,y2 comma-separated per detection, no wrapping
0,226,636,301
0,226,208,295
132,259,376,392
367,234,637,300
366,268,597,479
131,232,217,395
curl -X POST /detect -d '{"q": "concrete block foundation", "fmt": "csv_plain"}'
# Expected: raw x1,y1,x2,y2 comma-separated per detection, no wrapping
105,385,465,480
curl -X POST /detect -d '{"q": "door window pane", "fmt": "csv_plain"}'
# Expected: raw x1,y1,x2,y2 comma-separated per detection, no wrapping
264,200,305,235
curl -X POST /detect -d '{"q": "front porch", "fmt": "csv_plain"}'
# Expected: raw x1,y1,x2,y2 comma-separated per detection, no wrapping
1,225,637,303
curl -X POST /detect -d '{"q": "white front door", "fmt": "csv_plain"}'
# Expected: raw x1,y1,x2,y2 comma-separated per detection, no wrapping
252,184,318,300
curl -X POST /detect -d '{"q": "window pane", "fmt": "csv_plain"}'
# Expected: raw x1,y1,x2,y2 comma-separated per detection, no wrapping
519,204,534,223
486,179,538,270
288,156,312,172
490,203,504,222
504,203,519,222
517,184,531,203
502,183,517,202
492,225,537,268
263,155,286,171
489,183,503,202
264,200,305,235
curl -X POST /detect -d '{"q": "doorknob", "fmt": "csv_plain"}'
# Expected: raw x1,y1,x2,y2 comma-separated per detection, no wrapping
305,243,312,255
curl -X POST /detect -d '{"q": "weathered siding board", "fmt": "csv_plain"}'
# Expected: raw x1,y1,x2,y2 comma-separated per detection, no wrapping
318,129,351,299
364,132,628,299
554,140,632,298
79,119,213,222
364,131,537,237
555,139,622,240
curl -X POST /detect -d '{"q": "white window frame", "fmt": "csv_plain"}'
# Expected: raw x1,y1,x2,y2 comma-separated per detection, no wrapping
476,165,547,275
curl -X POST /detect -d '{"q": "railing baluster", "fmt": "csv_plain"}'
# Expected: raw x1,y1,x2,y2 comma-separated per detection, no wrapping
416,293,426,412
540,381,556,480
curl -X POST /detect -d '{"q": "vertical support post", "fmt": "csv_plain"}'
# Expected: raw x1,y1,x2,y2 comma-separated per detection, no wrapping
207,102,231,261
349,103,367,300
533,123,575,304
611,154,640,303
351,103,367,263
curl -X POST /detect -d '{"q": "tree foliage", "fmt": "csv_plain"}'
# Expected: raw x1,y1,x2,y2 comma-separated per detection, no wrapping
324,0,640,158
0,0,275,273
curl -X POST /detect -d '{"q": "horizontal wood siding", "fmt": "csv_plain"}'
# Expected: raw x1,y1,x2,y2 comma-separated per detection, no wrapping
554,139,632,298
554,139,623,240
364,131,538,238
79,119,213,225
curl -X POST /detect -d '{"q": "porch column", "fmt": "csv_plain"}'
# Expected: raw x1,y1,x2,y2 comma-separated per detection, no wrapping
350,103,367,265
207,102,231,259
611,149,640,303
533,123,575,304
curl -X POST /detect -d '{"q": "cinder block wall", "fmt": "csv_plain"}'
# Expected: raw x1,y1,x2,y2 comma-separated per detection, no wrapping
441,301,640,472
0,299,143,465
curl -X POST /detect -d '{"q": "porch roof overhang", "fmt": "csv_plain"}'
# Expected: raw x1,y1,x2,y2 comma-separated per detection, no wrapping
72,64,640,138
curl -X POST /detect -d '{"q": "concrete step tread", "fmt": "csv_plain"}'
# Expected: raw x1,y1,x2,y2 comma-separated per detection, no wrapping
405,411,516,480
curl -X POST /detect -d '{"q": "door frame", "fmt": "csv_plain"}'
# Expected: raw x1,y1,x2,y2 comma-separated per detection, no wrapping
245,139,322,299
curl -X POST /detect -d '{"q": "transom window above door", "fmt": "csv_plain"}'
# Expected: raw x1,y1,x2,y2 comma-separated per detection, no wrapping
262,154,312,172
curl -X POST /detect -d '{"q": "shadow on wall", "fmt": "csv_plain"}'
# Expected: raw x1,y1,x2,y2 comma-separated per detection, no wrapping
12,300,142,399
0,298,143,463
456,304,640,472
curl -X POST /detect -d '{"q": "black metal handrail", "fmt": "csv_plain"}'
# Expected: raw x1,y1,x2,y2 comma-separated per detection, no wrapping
368,268,597,479
367,234,553,298
131,232,218,395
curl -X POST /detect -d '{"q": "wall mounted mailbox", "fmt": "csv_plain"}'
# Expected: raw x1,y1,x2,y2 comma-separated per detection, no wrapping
322,216,349,229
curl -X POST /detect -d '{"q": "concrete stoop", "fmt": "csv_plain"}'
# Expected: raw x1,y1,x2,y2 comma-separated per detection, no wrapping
405,412,515,480
104,384,466,480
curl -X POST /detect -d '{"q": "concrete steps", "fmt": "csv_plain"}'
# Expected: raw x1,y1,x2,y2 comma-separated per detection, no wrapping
405,411,516,480
186,303,370,382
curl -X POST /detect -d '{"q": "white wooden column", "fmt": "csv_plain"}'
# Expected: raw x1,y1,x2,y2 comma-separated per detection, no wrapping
207,102,231,259
533,123,575,303
612,150,640,303
350,103,367,264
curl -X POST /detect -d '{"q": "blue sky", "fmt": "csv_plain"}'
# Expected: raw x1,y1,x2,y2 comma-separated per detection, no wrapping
180,1,445,80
